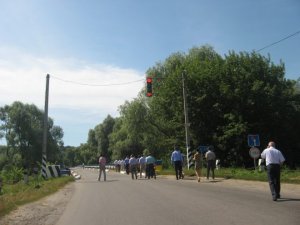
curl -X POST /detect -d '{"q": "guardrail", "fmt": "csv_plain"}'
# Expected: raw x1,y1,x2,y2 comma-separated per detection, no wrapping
82,164,116,170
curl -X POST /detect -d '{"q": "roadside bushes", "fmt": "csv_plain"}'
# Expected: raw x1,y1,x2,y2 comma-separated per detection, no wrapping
1,165,23,184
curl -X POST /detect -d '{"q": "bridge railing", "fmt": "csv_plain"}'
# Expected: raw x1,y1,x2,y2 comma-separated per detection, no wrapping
82,164,116,170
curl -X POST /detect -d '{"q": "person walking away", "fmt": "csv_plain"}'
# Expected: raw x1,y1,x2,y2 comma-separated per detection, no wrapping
114,160,118,172
120,160,125,172
129,155,138,180
98,154,107,181
193,150,202,182
124,156,130,175
261,141,285,201
171,146,184,180
145,154,156,179
139,155,146,178
205,146,216,180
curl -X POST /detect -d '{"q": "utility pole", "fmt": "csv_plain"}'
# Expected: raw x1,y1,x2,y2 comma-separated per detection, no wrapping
182,71,193,169
42,74,50,179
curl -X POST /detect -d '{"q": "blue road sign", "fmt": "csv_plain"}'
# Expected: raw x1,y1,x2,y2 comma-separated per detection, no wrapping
247,134,260,147
198,145,209,153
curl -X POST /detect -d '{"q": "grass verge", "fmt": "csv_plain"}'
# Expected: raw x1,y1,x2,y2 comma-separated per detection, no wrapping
0,176,74,218
157,167,300,184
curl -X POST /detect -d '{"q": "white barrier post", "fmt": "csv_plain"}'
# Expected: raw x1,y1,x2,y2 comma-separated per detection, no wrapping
216,159,220,170
258,159,265,172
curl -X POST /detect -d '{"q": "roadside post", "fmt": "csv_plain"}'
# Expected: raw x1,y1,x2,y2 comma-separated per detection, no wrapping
0,176,2,194
248,134,260,170
249,147,261,170
258,158,265,172
23,162,29,184
33,166,40,188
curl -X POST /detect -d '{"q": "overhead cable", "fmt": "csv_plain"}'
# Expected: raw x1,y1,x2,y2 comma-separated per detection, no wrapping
51,75,144,87
256,30,300,52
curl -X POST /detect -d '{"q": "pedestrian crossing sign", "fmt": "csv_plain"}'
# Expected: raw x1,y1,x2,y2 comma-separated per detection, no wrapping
247,134,260,147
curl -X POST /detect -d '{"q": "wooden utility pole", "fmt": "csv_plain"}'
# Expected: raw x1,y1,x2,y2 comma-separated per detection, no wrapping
42,74,50,179
182,71,192,169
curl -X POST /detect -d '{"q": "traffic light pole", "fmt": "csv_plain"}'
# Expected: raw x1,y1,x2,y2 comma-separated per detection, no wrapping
182,71,191,169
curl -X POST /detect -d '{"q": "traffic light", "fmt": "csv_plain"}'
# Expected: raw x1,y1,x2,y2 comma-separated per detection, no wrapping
146,77,153,97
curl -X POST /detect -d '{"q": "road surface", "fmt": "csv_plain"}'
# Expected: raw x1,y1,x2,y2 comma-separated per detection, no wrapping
55,168,300,225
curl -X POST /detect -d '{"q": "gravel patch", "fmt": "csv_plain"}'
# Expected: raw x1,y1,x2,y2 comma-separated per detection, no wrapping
0,183,74,225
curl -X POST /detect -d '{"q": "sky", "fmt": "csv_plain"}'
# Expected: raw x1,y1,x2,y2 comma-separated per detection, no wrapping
0,0,299,147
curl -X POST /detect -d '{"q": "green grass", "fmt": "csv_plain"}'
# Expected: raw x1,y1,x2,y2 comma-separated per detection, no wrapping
0,176,74,218
157,167,300,184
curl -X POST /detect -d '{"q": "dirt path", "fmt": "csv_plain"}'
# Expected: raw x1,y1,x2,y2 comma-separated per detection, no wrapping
0,183,74,225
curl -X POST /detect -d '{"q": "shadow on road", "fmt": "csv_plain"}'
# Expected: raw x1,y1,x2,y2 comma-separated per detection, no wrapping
76,180,119,183
277,198,300,202
207,180,223,183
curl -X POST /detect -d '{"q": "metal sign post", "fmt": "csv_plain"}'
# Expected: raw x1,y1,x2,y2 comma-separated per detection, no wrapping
182,71,192,169
249,147,260,170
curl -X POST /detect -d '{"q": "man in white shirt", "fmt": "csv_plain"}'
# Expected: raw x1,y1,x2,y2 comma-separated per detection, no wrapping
139,155,146,178
129,155,138,180
145,154,156,179
205,146,216,180
261,141,285,201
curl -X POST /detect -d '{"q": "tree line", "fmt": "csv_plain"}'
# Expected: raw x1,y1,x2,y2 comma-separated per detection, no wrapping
62,46,300,169
0,101,64,181
1,45,300,173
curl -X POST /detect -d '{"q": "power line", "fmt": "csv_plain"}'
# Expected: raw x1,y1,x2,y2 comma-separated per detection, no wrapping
256,30,300,52
51,75,144,87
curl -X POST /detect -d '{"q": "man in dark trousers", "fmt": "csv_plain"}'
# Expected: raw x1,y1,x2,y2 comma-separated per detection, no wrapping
98,154,107,181
171,146,184,180
261,141,285,201
205,146,216,180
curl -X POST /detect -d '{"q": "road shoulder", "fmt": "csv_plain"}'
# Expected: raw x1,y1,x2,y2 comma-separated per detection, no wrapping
0,182,75,225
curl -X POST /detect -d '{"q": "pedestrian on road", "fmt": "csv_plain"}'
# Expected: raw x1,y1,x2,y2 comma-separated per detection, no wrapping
129,155,138,180
114,160,118,172
261,141,285,201
120,159,125,172
139,155,146,178
98,154,107,181
171,146,184,180
124,156,130,175
205,146,216,180
193,150,202,182
145,154,156,179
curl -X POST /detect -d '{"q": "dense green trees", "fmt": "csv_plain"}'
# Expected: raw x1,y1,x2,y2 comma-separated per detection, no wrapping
151,47,300,167
0,101,64,171
1,45,299,169
79,46,300,168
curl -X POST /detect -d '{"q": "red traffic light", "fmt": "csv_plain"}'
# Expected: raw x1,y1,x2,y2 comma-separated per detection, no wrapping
146,77,153,97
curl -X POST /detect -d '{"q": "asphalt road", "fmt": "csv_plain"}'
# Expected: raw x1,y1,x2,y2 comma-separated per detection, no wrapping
56,168,300,225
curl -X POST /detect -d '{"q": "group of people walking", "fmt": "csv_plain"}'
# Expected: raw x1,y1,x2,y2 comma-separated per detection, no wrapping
98,140,286,202
171,142,286,202
112,154,156,180
171,145,216,182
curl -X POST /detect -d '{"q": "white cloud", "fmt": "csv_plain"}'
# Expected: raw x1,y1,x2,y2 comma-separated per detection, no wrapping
0,50,144,111
0,50,145,146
